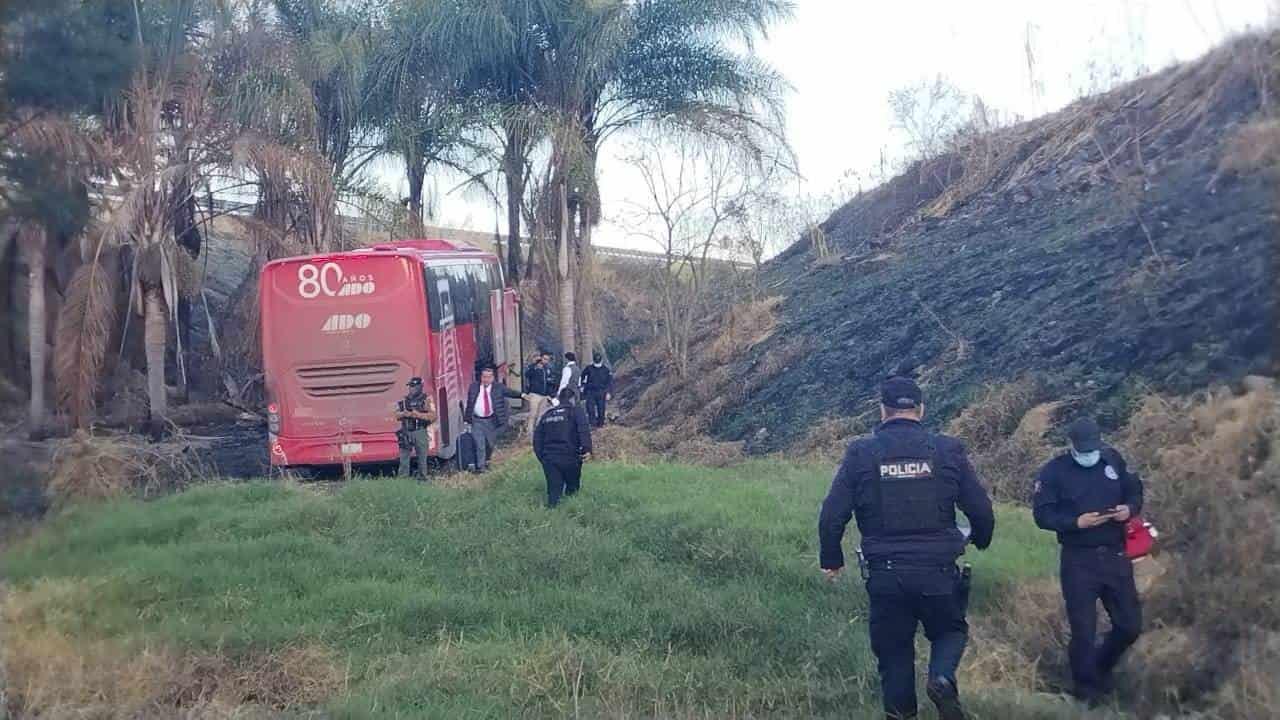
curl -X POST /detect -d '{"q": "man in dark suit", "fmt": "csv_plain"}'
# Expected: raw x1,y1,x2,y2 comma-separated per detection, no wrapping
464,365,523,472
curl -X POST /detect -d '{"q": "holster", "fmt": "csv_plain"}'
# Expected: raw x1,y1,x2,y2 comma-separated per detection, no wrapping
957,563,973,615
855,548,870,580
395,428,411,449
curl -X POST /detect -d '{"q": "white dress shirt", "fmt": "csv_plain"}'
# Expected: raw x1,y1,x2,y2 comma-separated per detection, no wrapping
473,383,494,418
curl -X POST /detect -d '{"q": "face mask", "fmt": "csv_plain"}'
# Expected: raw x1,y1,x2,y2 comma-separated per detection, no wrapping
1071,449,1101,468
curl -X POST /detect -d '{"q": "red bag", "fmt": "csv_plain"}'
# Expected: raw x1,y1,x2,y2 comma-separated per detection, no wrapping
1125,517,1157,559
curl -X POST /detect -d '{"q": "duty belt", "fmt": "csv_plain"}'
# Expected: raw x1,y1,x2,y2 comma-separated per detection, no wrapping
1063,545,1126,558
865,558,960,572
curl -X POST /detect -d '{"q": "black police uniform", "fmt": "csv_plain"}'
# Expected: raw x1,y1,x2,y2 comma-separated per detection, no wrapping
533,400,592,507
580,362,612,428
1033,446,1143,699
819,416,994,720
396,381,433,480
526,361,554,397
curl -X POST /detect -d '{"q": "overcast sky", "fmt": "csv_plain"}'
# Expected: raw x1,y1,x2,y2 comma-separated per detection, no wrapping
397,0,1275,250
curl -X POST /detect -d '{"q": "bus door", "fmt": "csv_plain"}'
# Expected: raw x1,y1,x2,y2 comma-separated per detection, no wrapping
489,286,522,400
428,266,462,458
502,288,521,392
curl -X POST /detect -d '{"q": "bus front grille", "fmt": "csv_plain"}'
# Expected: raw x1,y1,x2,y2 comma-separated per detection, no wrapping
296,362,400,398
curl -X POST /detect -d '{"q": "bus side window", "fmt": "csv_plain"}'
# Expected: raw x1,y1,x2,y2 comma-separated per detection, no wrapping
471,263,494,369
425,266,452,329
448,265,474,326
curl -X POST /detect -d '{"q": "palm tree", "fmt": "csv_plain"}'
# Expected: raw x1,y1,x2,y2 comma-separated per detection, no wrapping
271,0,377,188
535,0,791,357
365,0,484,231
427,0,558,284
2,121,99,434
0,0,136,433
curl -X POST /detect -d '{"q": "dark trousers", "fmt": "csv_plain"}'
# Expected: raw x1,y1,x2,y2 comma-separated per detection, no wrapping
542,458,582,507
472,416,498,469
584,391,607,427
866,565,970,719
1060,546,1143,695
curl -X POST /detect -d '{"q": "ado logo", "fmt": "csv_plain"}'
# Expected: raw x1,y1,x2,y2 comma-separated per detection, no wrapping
298,262,376,299
321,313,371,333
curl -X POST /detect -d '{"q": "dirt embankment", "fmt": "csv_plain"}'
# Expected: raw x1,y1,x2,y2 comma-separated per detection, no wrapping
655,33,1277,452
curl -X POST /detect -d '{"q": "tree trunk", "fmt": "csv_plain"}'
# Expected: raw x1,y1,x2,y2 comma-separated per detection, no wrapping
503,132,525,284
556,181,576,354
577,219,597,362
144,287,168,429
406,151,426,233
21,227,47,433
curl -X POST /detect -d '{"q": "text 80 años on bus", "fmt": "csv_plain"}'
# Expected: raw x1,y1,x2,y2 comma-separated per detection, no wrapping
297,262,377,299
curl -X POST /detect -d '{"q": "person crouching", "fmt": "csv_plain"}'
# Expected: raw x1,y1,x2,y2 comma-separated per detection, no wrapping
534,387,593,507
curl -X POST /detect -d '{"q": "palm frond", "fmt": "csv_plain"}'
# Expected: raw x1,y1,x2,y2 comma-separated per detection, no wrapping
54,250,121,428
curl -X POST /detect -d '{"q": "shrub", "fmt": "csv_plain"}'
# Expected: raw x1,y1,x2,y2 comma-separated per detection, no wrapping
47,430,212,507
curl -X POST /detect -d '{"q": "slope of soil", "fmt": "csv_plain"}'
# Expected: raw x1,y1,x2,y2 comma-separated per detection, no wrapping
712,34,1276,450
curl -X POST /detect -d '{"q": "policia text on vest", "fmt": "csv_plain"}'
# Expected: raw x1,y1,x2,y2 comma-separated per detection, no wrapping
818,373,994,720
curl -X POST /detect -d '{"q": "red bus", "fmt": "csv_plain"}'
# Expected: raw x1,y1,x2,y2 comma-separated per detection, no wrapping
259,239,521,470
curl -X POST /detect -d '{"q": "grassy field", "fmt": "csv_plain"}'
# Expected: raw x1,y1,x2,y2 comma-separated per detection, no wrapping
1,456,1117,718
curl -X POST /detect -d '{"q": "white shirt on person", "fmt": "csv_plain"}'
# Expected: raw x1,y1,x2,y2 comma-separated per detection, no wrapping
473,383,494,418
558,362,577,393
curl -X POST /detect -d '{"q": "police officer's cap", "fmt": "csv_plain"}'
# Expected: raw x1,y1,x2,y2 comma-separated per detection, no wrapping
1067,417,1102,453
406,377,423,388
880,375,923,410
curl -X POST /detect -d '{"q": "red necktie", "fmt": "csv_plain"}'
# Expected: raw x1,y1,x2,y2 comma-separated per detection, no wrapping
482,386,491,416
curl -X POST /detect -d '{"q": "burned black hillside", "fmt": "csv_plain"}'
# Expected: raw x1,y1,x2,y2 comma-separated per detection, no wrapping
712,34,1277,451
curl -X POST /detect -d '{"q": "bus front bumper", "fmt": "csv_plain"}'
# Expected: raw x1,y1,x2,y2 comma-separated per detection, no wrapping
268,433,415,468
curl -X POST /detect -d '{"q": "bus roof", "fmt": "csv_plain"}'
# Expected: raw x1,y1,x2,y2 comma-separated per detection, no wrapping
262,238,496,271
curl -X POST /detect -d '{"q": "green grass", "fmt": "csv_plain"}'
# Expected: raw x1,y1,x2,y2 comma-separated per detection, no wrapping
3,456,1102,718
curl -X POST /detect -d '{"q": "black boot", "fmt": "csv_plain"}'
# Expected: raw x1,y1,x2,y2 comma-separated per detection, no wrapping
926,677,967,720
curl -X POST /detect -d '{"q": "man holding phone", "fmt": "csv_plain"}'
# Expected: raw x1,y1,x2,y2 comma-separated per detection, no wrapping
1033,417,1145,705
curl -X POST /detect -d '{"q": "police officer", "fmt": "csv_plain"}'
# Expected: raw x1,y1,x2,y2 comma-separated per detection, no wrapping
1033,417,1143,704
818,373,994,720
533,387,592,507
395,377,437,480
524,351,555,439
579,352,613,428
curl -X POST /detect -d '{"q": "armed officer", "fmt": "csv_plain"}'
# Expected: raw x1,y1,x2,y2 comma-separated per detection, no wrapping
1033,417,1143,705
818,372,994,720
395,377,437,480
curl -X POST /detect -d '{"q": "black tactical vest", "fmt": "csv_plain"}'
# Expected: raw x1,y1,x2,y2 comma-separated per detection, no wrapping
400,392,431,431
869,434,951,535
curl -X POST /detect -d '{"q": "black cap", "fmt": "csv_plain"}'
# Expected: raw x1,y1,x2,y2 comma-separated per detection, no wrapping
1067,417,1102,453
406,377,423,387
880,375,923,410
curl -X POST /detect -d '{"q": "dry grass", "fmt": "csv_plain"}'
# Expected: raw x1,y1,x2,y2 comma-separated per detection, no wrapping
947,378,1063,501
1119,377,1278,639
1219,118,1280,175
619,296,794,463
976,401,1064,502
947,377,1043,451
705,296,783,364
589,425,745,467
1,580,346,719
965,578,1069,693
958,376,1279,717
47,429,212,507
793,414,868,463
